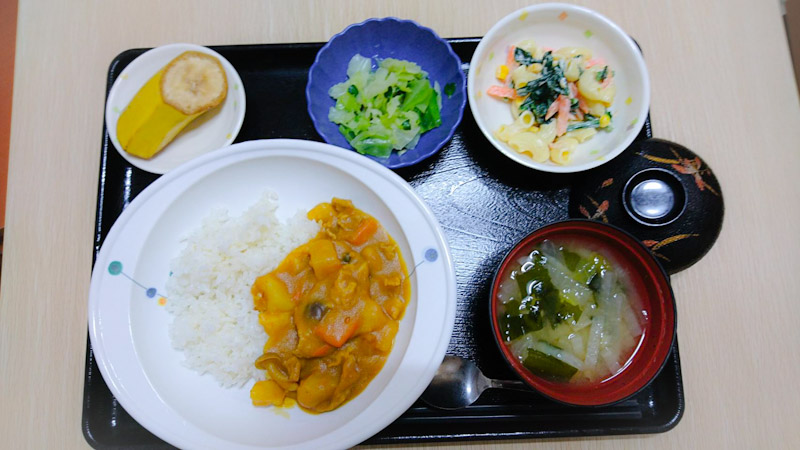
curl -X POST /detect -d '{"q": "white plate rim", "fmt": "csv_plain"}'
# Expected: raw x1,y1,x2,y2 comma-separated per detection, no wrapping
104,43,247,174
88,139,456,449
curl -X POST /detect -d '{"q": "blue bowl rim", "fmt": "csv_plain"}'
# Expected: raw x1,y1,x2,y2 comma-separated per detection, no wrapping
305,17,467,169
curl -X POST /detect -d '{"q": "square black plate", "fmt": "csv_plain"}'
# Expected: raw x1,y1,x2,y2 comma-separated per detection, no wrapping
84,39,683,448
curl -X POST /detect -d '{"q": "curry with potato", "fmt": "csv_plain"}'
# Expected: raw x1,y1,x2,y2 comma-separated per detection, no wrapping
249,198,410,413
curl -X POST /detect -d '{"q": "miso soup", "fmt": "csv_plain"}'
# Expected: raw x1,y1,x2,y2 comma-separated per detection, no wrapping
496,239,647,384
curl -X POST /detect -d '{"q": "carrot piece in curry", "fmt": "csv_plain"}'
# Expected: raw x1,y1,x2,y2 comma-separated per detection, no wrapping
314,313,362,348
348,217,379,246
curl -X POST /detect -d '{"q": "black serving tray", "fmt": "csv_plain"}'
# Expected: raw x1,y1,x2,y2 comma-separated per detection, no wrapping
84,39,684,448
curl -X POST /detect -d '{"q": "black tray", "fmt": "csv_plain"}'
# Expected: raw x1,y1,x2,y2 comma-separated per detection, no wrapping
84,39,684,448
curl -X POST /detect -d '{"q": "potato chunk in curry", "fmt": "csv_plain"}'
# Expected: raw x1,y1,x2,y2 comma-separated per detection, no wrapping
250,199,411,413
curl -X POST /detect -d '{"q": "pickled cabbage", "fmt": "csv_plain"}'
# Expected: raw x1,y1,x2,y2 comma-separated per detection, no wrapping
328,54,442,158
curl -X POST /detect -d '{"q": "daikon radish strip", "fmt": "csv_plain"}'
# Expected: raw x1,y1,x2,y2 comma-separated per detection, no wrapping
585,316,604,368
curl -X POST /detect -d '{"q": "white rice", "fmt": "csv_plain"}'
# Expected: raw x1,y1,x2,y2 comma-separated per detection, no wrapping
165,191,319,387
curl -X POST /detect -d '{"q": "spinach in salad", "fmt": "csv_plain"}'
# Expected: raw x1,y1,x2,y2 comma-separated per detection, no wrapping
514,47,536,66
566,115,599,131
515,51,569,123
595,65,609,82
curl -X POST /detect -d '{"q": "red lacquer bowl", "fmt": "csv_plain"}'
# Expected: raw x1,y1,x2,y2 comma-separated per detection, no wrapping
490,220,676,407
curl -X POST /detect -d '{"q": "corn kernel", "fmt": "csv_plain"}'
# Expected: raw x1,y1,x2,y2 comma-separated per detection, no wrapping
599,113,611,128
495,64,509,81
528,63,543,73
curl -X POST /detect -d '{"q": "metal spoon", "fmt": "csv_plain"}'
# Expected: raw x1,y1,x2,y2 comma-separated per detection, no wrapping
421,355,531,409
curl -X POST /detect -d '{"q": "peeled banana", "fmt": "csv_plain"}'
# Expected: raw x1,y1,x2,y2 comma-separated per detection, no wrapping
116,51,228,159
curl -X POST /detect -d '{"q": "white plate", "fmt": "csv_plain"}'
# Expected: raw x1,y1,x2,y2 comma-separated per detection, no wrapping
88,139,456,449
468,3,650,173
105,43,246,174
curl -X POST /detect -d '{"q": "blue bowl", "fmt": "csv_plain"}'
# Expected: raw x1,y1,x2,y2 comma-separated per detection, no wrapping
306,17,466,169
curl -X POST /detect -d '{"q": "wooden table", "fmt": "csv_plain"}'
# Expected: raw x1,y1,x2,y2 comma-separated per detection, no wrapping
2,0,799,448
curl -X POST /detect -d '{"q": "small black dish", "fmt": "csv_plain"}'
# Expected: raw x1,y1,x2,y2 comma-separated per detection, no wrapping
569,138,724,274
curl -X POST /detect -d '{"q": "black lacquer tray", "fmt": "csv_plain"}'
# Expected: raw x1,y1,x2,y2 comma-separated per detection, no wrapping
84,39,685,448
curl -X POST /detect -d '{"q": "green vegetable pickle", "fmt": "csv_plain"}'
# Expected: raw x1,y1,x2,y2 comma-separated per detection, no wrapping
523,349,579,381
444,82,456,97
328,54,444,158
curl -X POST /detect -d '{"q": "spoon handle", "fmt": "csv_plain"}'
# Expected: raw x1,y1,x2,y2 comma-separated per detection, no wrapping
489,378,530,392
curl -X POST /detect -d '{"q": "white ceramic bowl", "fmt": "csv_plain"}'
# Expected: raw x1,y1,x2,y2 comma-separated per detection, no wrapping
88,139,456,449
105,43,246,174
468,3,650,173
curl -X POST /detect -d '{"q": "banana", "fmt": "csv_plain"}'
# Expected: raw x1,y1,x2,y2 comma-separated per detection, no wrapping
116,51,228,159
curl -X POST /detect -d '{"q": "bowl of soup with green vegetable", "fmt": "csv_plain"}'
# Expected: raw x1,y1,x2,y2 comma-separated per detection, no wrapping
490,220,676,406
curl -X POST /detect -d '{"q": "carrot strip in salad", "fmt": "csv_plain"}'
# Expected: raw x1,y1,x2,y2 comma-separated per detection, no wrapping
601,72,613,88
578,97,589,114
506,46,516,68
585,57,606,68
556,95,570,136
568,82,578,98
487,85,517,99
545,98,560,120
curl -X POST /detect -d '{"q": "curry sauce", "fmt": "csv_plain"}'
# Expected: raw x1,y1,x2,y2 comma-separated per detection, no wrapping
249,198,410,413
